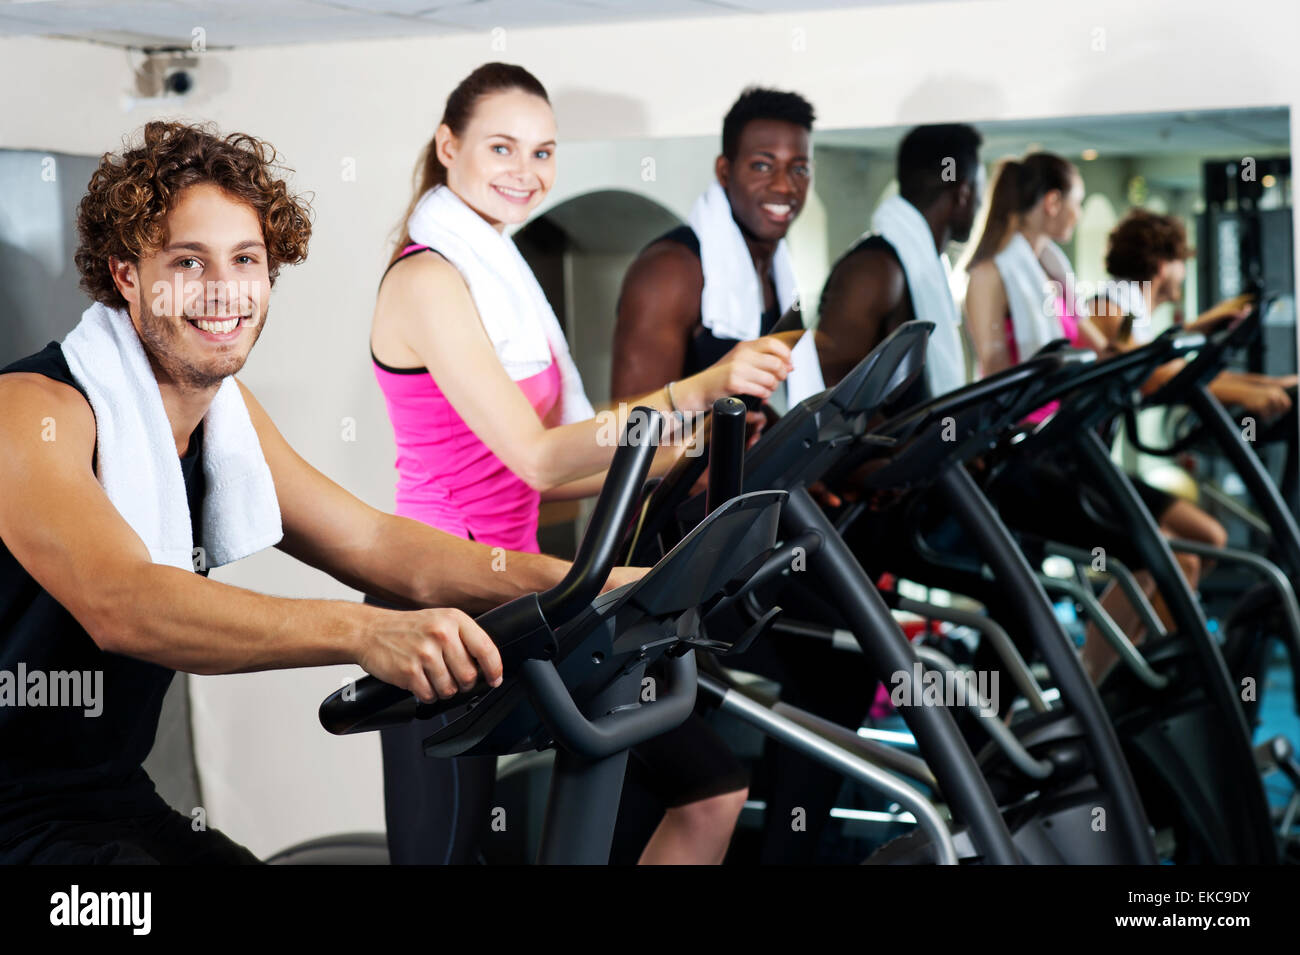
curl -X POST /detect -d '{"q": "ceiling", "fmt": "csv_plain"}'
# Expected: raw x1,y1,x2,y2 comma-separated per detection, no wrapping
0,0,952,49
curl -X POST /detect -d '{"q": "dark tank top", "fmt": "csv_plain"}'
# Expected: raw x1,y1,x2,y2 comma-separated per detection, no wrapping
833,233,930,408
652,225,782,378
0,342,207,848
845,233,915,323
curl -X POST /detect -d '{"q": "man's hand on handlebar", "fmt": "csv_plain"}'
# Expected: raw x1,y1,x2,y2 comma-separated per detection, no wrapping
358,607,504,703
1220,378,1294,420
685,336,793,408
746,409,769,448
807,480,845,508
1188,293,1254,332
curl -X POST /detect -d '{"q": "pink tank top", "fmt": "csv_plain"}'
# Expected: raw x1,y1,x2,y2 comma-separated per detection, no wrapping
1004,294,1080,423
372,245,562,553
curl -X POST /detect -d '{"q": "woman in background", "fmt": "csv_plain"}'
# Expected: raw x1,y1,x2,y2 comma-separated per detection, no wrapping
964,152,1101,374
369,63,796,864
963,152,1226,682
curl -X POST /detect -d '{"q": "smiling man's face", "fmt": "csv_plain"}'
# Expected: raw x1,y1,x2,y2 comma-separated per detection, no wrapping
112,182,270,391
720,118,812,242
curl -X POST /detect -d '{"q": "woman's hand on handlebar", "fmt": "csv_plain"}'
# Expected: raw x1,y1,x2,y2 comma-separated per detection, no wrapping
358,607,504,703
603,565,650,593
677,336,794,410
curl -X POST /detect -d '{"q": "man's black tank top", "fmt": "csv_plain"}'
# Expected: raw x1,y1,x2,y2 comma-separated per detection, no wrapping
0,342,207,848
652,225,782,377
846,233,915,321
830,233,931,408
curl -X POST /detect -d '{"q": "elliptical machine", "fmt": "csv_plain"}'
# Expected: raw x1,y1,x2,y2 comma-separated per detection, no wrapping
965,326,1283,863
316,407,959,864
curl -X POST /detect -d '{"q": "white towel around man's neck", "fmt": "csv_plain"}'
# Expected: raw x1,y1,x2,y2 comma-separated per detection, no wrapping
994,232,1075,361
60,302,282,572
688,181,799,341
870,195,967,397
405,185,594,424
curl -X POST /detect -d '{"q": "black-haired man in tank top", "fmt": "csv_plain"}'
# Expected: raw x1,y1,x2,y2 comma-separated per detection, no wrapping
610,87,812,405
818,124,984,397
0,122,619,865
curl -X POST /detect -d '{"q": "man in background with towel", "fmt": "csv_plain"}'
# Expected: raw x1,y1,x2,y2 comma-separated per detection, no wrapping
0,122,618,864
609,87,811,409
817,124,985,399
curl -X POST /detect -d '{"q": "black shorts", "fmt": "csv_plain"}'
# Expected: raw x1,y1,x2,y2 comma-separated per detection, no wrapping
610,697,749,865
1133,478,1175,519
625,708,749,809
2,806,261,865
989,452,1175,546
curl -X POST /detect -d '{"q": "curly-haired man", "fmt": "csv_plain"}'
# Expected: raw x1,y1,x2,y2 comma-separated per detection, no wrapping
1089,207,1296,421
0,122,609,864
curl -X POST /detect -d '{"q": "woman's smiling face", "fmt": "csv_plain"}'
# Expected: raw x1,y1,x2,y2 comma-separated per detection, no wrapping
440,88,557,230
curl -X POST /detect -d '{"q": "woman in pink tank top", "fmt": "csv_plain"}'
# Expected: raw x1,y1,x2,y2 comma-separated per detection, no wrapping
369,64,796,866
963,152,1094,423
372,261,560,554
964,152,1088,379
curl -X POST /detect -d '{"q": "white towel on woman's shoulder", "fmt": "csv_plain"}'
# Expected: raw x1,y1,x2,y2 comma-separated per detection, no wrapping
60,302,282,571
994,232,1075,360
406,185,594,424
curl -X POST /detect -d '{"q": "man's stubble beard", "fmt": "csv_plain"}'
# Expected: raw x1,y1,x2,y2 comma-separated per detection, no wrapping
135,305,267,391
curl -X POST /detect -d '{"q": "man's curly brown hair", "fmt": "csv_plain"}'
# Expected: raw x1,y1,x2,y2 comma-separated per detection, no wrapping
75,121,313,309
1105,207,1194,283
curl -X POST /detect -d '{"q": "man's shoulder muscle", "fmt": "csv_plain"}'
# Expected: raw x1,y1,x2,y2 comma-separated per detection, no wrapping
0,373,96,467
619,241,703,328
824,245,908,316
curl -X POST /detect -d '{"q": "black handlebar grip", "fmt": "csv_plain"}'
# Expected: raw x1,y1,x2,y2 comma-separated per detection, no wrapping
538,406,662,623
320,593,555,736
706,397,747,516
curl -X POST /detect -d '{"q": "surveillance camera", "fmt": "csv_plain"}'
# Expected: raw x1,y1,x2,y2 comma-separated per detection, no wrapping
133,51,199,99
164,69,193,96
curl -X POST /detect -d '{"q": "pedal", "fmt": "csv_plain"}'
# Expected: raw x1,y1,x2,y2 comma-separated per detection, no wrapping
1254,736,1300,784
1269,736,1300,790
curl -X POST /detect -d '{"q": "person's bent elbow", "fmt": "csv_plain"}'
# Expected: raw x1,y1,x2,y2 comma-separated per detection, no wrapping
78,564,174,662
513,444,563,493
76,571,142,657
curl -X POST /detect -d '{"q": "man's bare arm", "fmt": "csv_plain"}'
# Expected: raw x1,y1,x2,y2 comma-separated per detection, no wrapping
236,381,568,613
0,374,501,700
610,242,704,400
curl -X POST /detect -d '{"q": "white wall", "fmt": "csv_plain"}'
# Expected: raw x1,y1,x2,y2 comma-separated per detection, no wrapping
3,0,1299,856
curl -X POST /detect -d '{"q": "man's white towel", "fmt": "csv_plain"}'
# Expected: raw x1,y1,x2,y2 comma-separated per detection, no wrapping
870,195,967,396
688,180,799,341
60,302,282,572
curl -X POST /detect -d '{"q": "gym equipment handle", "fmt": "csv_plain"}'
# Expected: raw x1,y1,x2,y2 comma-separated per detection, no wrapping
319,407,663,735
706,396,747,515
520,648,698,759
539,406,662,622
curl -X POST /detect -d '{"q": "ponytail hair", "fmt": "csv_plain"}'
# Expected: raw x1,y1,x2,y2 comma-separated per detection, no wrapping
389,62,550,266
966,152,1076,269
